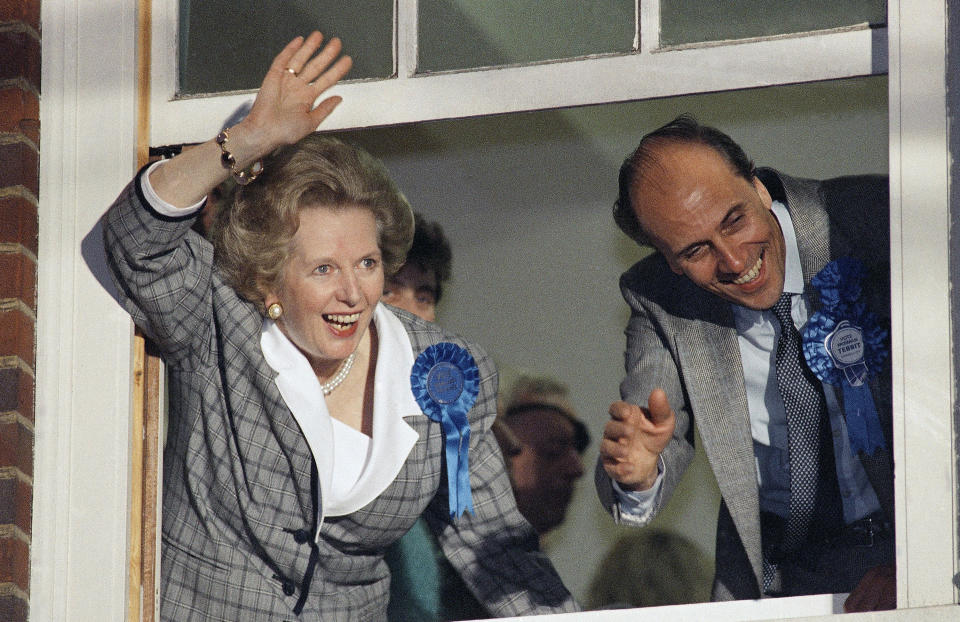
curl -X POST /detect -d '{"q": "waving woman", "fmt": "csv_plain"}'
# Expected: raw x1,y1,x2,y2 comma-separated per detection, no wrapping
103,32,577,621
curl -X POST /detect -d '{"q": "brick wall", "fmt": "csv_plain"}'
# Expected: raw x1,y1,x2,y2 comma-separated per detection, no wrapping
0,1,40,621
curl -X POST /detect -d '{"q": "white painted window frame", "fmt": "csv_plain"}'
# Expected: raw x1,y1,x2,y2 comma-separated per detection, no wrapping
149,0,886,144
887,0,958,609
31,0,957,620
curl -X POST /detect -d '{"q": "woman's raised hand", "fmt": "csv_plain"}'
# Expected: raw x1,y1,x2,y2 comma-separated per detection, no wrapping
146,33,351,208
243,32,353,153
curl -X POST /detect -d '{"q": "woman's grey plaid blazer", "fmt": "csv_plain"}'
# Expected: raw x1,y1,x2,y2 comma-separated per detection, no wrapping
104,171,578,621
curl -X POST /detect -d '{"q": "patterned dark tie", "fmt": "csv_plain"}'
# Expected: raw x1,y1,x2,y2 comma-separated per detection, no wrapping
763,293,844,594
771,292,830,552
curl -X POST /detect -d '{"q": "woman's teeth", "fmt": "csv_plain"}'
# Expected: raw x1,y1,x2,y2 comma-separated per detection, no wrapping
323,312,360,329
733,256,762,285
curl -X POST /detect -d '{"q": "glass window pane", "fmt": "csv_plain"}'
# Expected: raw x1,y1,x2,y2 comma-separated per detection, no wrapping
659,0,886,47
178,0,393,97
418,1,635,72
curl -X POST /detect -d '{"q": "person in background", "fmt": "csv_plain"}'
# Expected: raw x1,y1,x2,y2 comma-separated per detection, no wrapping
588,529,712,609
498,375,589,536
382,212,452,323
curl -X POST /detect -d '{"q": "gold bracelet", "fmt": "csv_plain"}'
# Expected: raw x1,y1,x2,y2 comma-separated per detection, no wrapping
215,128,263,186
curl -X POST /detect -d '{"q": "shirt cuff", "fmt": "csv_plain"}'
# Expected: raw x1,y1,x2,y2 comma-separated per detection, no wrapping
612,455,665,520
140,160,206,217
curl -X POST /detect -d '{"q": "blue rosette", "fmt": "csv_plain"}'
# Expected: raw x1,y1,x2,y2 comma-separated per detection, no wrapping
802,258,889,454
410,342,480,519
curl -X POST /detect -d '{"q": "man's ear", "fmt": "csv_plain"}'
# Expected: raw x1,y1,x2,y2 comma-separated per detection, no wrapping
753,176,773,210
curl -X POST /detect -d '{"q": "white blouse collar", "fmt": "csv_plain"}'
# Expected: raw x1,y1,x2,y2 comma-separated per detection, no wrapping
260,303,422,522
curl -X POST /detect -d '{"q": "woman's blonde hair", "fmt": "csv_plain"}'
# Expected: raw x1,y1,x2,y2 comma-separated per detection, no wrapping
210,134,414,314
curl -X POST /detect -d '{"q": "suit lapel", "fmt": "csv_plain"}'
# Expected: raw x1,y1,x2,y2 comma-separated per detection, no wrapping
670,185,838,590
782,177,896,522
254,362,319,524
672,301,765,585
326,310,440,535
219,309,318,527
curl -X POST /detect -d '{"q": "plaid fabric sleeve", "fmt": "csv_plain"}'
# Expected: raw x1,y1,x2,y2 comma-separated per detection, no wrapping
103,170,214,367
423,340,580,617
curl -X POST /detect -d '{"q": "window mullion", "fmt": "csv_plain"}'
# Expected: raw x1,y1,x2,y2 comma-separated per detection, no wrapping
396,0,418,78
638,0,660,53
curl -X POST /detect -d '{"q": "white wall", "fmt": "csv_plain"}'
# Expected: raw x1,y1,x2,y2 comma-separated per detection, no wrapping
342,75,889,604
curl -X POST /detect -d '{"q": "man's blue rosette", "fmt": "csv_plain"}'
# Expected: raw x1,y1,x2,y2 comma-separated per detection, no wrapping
410,342,480,519
802,257,889,455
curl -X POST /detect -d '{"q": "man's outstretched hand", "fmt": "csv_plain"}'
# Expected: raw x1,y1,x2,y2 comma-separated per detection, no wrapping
600,388,675,491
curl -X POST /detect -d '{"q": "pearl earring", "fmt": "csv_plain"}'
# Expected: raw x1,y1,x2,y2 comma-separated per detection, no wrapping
267,303,283,319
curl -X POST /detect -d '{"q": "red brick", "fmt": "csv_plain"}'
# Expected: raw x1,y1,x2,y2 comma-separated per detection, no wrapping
0,311,33,369
0,1,38,613
0,367,33,422
0,367,19,412
0,0,41,32
15,478,30,535
0,419,32,476
0,475,32,533
0,197,38,254
17,372,31,425
0,477,12,523
0,31,40,88
0,88,39,144
0,253,36,311
0,534,29,590
0,142,38,198
0,593,28,622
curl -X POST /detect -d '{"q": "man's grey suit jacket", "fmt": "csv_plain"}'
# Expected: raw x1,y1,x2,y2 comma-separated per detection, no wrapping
105,172,577,621
596,168,892,600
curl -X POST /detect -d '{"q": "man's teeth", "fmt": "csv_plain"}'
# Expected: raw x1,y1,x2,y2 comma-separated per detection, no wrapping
324,313,360,327
733,256,762,285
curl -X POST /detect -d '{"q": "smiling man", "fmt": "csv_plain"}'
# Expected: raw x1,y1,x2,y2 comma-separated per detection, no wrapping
595,115,895,611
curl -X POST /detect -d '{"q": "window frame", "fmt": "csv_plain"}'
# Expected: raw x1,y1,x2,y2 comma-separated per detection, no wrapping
149,0,886,144
31,0,958,619
887,0,958,607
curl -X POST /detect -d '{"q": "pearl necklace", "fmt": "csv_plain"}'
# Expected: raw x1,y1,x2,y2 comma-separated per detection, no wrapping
320,351,357,396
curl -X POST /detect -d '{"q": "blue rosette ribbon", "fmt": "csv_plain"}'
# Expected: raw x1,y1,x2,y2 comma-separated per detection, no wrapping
802,257,889,454
410,342,480,519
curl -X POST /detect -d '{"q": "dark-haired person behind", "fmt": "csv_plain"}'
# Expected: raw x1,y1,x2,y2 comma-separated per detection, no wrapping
596,115,895,611
103,32,577,621
381,213,463,621
382,212,452,322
